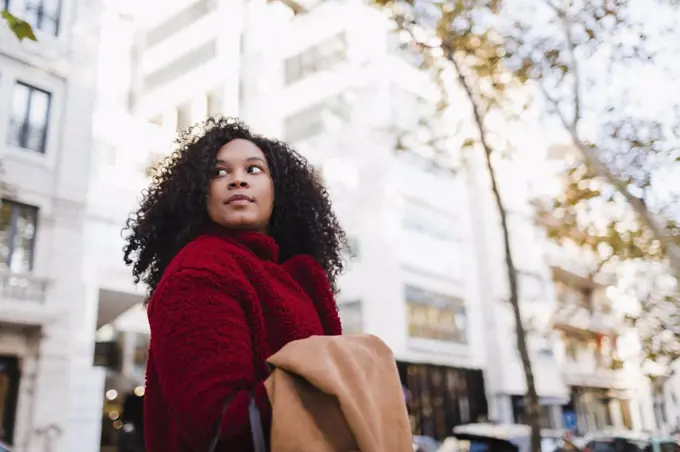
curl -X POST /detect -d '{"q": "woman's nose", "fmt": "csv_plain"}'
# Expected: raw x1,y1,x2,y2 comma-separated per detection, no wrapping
228,179,248,189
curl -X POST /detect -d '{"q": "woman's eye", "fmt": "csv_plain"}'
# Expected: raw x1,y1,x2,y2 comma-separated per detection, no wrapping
214,168,228,177
247,165,263,174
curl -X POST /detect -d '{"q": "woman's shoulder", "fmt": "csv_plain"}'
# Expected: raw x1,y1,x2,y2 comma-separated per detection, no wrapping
163,234,245,283
148,235,249,314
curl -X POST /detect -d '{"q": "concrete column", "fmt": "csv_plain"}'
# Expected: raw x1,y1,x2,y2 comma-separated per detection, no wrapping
495,395,514,424
213,0,244,119
239,0,286,136
550,404,563,429
609,398,624,430
191,93,208,124
11,332,40,452
630,396,644,432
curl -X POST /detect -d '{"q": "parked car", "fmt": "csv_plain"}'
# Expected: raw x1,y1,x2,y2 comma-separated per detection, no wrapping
583,432,680,452
413,435,441,452
452,423,570,452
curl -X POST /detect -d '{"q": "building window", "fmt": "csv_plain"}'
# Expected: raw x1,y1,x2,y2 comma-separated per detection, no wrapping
406,285,467,344
0,200,38,273
511,395,556,429
8,82,51,154
284,94,351,143
284,32,347,85
145,0,218,48
23,0,62,35
338,300,363,334
143,39,217,91
402,201,457,242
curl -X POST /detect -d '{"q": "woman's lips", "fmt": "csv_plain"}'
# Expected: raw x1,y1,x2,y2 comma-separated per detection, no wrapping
226,193,254,205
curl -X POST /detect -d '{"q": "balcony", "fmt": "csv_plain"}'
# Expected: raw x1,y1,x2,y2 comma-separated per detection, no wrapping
558,327,629,389
0,270,56,326
561,354,628,389
553,305,626,336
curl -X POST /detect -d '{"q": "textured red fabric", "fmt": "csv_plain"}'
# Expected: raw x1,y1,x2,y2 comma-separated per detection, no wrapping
144,229,343,452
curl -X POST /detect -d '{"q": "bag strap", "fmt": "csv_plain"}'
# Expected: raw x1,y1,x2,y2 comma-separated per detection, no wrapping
249,389,267,452
207,390,267,452
207,393,234,452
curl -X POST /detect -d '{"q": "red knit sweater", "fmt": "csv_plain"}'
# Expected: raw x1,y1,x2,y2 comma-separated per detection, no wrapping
144,230,342,452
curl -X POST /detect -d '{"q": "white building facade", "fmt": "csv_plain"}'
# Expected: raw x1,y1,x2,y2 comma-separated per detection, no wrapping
82,0,658,445
0,0,107,451
0,0,660,449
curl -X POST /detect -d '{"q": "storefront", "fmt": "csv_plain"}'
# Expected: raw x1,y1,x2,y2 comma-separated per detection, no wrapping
397,361,488,441
510,395,566,429
95,327,148,451
0,356,20,445
563,386,633,435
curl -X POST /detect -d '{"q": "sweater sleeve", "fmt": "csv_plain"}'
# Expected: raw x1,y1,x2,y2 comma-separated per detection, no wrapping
148,268,271,451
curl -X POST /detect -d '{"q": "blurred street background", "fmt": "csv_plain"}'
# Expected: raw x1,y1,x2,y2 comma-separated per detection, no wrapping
1,0,679,451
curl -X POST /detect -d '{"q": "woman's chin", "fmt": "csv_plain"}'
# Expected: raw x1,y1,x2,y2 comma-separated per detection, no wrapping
220,216,266,232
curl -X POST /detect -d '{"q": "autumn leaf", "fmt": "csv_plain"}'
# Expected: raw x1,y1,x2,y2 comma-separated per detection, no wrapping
1,10,37,42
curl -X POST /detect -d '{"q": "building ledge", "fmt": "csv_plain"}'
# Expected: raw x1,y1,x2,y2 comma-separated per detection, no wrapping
562,367,629,390
0,271,56,327
0,299,58,327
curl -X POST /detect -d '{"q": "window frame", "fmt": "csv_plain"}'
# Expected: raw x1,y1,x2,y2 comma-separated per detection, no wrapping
405,284,467,344
283,32,348,85
0,199,39,273
9,81,52,154
23,0,63,36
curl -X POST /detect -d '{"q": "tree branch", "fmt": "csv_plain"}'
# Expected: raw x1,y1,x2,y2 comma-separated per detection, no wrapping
538,81,680,279
561,10,581,128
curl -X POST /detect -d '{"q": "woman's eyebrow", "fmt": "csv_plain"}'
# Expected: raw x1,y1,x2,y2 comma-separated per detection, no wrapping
245,156,267,164
215,157,266,164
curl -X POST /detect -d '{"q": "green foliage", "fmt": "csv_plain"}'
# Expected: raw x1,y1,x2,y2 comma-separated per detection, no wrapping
371,0,680,371
1,9,37,41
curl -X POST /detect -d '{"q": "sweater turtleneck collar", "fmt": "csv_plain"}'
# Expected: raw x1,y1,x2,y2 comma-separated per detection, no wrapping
206,226,279,263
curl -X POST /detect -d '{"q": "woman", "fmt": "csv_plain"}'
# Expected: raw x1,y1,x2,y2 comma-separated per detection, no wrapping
123,118,346,452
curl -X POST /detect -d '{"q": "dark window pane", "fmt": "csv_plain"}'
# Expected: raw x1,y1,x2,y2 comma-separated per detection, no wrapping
0,356,20,445
0,200,39,273
406,285,467,344
24,0,62,35
8,82,51,154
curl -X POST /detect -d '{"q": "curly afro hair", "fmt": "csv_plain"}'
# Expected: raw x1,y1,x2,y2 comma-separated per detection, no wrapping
123,117,347,300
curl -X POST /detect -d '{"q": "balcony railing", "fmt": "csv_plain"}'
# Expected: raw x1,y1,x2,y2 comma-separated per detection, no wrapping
0,270,48,303
553,305,625,335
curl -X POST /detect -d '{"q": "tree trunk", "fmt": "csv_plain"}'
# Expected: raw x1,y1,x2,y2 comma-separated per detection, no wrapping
450,53,542,452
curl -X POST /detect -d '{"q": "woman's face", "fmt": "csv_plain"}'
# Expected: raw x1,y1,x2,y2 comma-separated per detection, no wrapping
206,139,274,233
